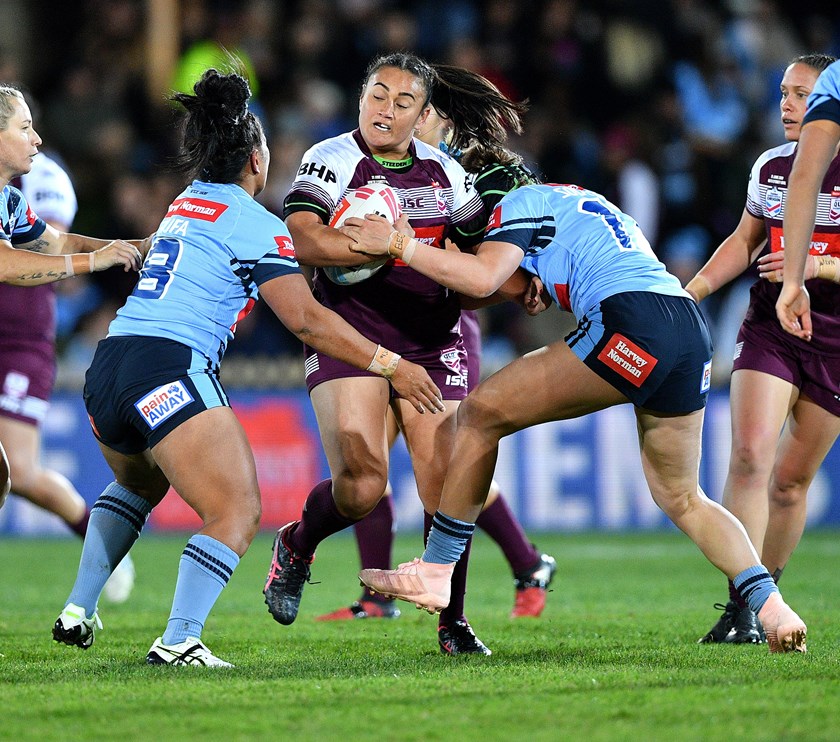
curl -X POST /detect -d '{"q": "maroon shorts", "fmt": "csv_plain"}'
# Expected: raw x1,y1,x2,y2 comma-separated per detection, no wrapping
304,337,469,401
0,340,56,425
733,313,840,416
460,310,481,391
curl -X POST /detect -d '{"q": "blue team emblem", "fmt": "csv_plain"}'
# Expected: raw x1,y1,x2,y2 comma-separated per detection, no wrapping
765,187,782,217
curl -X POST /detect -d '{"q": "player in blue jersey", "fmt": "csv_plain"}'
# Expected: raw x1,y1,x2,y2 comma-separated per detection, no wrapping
51,68,444,667
685,54,840,645
0,83,144,508
348,181,809,654
779,57,840,338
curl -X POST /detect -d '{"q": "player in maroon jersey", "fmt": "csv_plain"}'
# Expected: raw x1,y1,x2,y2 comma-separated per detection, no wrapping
685,54,840,644
263,53,544,654
315,91,556,624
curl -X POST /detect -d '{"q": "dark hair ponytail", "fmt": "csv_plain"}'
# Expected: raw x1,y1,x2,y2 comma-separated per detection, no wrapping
170,68,263,183
430,64,528,172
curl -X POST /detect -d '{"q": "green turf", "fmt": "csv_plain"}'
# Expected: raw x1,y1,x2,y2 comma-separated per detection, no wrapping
1,530,838,741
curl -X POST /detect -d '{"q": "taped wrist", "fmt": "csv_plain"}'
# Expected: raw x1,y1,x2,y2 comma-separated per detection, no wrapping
367,344,400,380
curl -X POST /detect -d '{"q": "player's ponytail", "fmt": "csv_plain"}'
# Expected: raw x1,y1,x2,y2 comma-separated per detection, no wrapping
430,64,528,171
170,66,264,184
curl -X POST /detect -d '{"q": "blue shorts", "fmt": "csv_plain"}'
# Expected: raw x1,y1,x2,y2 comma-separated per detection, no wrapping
84,336,229,454
565,292,713,414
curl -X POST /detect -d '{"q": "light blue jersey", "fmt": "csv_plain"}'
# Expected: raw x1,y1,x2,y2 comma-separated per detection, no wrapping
804,58,840,126
109,181,300,366
484,183,687,317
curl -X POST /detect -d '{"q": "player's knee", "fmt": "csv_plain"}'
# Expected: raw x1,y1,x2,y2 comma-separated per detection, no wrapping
457,393,507,439
728,439,769,480
332,473,387,518
769,476,809,510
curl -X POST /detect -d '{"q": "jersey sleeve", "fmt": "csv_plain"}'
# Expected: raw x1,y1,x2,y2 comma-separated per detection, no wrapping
447,160,486,247
483,187,542,254
282,137,355,223
744,154,764,219
804,60,840,127
4,186,47,245
228,205,302,286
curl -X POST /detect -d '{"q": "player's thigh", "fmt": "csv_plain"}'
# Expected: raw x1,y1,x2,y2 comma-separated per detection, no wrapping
729,369,797,457
151,406,260,519
462,340,628,437
309,376,392,480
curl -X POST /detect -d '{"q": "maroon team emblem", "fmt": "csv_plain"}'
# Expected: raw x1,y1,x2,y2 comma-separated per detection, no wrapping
830,189,840,224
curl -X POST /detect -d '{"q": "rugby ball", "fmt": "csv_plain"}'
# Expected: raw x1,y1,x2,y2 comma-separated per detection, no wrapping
323,183,402,285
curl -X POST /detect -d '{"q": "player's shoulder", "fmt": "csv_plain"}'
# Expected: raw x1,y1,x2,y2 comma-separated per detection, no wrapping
304,131,362,162
752,141,797,169
814,59,840,94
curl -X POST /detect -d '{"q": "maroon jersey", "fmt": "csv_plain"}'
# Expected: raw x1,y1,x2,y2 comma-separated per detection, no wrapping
285,130,485,357
745,141,840,355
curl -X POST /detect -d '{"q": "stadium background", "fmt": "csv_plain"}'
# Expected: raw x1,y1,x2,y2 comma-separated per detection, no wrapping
1,0,839,534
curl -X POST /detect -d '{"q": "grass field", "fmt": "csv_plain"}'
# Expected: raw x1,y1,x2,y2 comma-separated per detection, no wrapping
1,529,839,741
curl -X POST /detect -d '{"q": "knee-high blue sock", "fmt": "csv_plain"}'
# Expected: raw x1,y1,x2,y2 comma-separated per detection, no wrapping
733,565,779,614
162,534,240,645
423,511,475,564
67,482,151,617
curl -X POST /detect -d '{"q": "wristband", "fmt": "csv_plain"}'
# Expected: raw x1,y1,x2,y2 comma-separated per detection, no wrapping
64,254,74,277
387,231,417,264
367,344,401,380
70,253,93,275
814,255,839,283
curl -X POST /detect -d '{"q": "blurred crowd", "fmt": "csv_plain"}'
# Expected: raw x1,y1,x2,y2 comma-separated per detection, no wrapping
3,0,839,388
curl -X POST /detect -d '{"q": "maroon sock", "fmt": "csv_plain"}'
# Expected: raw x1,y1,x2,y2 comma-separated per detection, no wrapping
728,579,747,608
288,479,358,557
354,495,395,600
69,507,90,538
476,495,539,575
424,511,471,626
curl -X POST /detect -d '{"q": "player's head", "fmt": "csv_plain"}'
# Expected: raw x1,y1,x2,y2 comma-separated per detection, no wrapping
0,84,41,180
780,53,837,143
170,66,266,188
358,52,435,157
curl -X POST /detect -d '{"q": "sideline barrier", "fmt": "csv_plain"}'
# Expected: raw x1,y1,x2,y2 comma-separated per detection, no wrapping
1,389,838,534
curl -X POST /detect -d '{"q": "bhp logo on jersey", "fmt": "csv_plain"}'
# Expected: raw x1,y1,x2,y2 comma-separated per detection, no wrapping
166,198,228,222
597,333,658,388
135,381,194,429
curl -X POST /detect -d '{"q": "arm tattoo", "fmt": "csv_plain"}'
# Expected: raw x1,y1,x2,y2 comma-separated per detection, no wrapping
25,238,51,253
14,269,67,282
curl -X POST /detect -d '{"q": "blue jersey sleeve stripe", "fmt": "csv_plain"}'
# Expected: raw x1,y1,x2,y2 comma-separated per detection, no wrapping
803,98,840,127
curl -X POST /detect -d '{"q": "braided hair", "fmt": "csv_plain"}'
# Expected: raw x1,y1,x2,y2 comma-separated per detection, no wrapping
170,68,264,184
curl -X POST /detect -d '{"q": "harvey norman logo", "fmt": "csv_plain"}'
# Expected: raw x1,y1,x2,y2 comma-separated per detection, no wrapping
134,381,194,429
597,333,657,388
166,198,228,222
